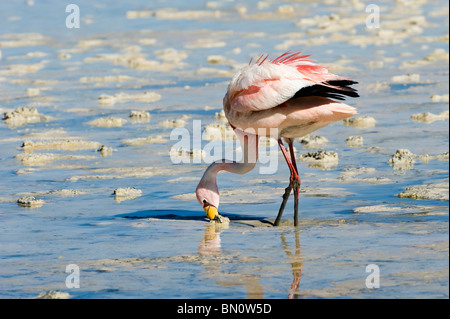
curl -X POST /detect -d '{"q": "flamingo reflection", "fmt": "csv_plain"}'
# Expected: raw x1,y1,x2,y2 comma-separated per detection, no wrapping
281,230,303,299
198,222,263,298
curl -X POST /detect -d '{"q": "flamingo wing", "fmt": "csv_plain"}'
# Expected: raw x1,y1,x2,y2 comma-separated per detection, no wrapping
226,52,358,113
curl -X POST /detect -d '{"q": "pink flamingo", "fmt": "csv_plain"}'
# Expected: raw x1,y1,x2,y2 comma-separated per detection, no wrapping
196,51,358,226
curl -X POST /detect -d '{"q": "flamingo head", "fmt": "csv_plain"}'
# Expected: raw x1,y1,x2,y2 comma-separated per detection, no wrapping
195,180,220,221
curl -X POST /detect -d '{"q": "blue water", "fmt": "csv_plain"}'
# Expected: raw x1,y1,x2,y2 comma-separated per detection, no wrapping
0,0,448,298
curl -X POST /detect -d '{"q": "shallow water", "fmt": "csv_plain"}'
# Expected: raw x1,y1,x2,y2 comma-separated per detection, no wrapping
0,0,448,298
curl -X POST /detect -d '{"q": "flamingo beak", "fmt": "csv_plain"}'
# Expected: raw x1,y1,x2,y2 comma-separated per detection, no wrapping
204,205,218,220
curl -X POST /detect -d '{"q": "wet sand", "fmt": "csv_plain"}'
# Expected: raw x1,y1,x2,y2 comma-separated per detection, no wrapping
0,0,448,299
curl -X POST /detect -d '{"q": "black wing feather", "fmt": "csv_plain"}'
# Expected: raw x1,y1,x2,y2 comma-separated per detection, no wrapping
292,80,359,101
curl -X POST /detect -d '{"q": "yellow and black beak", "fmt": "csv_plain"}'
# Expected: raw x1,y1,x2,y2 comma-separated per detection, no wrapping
203,205,218,220
203,200,228,223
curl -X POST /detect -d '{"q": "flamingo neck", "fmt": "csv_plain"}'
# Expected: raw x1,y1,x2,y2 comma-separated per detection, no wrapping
197,129,259,207
204,160,254,178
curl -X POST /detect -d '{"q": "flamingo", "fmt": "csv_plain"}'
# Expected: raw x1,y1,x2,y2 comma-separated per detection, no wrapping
196,51,359,226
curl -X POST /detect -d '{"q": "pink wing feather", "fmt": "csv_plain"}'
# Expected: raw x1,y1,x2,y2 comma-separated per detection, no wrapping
226,51,354,113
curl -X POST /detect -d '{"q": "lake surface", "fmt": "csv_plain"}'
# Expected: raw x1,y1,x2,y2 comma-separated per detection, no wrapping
0,0,448,298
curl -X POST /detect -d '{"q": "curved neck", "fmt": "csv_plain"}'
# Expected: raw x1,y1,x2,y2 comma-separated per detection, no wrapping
196,129,259,209
198,129,259,190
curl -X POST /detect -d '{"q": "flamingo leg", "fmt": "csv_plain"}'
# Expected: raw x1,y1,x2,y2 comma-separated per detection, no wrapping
288,141,301,226
274,139,301,226
274,183,292,226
